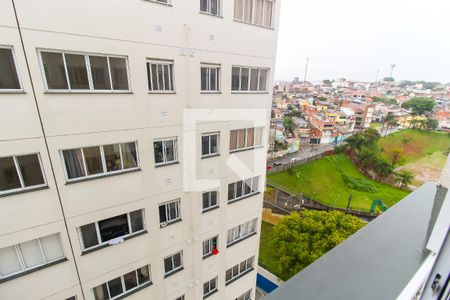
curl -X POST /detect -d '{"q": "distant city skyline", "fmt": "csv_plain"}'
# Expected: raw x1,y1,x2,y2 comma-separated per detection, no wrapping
274,0,450,83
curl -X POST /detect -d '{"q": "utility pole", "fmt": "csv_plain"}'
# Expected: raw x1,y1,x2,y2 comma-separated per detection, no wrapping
303,57,309,83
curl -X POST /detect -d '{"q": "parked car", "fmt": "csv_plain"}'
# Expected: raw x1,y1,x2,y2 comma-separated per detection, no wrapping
273,162,282,167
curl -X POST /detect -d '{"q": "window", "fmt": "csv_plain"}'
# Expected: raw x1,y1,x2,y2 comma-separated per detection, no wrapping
236,289,252,300
92,265,151,300
228,176,259,202
175,296,185,300
227,219,258,246
201,65,220,92
0,153,46,195
203,277,218,298
61,141,138,181
225,256,254,285
164,251,183,276
231,66,268,92
154,138,177,166
147,60,174,92
200,0,220,15
78,210,145,251
0,234,65,280
0,46,21,91
234,0,274,27
201,133,219,157
202,190,219,212
202,236,218,258
159,199,181,226
229,128,263,152
39,50,130,92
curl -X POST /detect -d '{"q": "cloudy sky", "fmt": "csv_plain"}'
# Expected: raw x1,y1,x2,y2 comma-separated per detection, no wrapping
274,0,450,83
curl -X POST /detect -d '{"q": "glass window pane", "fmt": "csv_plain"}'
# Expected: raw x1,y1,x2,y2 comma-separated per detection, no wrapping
130,210,144,232
264,1,273,27
232,265,239,276
236,181,243,198
226,269,232,281
210,68,217,91
82,146,103,175
244,0,253,22
173,252,181,268
203,281,209,295
231,67,240,91
254,0,264,25
121,142,138,169
17,154,45,187
247,257,254,268
0,156,22,191
93,283,110,300
168,202,177,220
210,191,217,206
98,214,129,242
164,256,173,273
259,69,268,91
240,68,249,91
244,179,252,195
157,65,164,91
230,130,238,150
63,149,86,179
202,136,210,156
210,134,218,154
211,0,219,15
234,0,244,19
200,0,208,12
104,144,121,172
240,261,247,272
0,48,21,89
159,204,167,223
252,177,259,192
0,246,22,277
201,67,208,91
80,223,99,249
107,277,123,298
137,265,150,284
255,127,263,145
165,140,175,162
228,183,235,200
149,63,157,90
18,239,44,268
89,56,111,90
247,128,255,147
238,129,246,148
163,64,170,91
41,52,68,89
124,270,138,291
154,141,164,164
169,64,174,90
109,57,129,90
250,68,259,91
210,278,216,290
40,234,64,261
65,53,89,90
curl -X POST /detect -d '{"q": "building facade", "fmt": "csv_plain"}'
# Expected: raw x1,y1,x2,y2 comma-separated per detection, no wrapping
0,0,280,299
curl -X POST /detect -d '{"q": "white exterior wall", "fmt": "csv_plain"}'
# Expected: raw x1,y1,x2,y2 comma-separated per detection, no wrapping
0,0,280,299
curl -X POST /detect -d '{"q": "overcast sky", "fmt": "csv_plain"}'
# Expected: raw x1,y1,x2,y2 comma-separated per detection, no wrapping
274,0,450,83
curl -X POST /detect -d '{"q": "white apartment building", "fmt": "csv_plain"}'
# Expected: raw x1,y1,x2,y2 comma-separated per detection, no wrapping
0,0,280,300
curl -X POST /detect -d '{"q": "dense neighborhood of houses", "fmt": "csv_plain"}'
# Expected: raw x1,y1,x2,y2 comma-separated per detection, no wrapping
269,78,450,156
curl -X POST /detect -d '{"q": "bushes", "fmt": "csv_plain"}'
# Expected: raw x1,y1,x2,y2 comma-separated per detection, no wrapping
342,175,377,193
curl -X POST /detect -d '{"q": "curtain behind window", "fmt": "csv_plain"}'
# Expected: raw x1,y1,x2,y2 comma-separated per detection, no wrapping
63,149,85,179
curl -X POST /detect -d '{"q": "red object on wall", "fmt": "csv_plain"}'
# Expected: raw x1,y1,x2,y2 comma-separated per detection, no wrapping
212,248,219,255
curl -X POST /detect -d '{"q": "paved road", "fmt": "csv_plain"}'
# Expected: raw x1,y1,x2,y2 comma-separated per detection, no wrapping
268,143,335,166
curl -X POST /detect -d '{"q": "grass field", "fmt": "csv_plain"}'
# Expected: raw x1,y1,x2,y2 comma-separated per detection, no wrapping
259,221,286,280
267,154,409,212
378,129,449,164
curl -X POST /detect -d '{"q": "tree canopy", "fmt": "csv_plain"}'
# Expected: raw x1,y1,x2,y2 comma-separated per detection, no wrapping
270,210,365,279
401,97,435,115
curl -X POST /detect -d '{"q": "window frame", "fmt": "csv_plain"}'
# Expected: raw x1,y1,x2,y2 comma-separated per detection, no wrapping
227,176,260,203
0,45,23,93
203,276,218,298
229,127,263,152
231,66,269,93
201,132,220,157
236,289,252,300
200,0,221,16
77,209,146,252
159,199,182,227
163,250,183,277
202,189,219,212
0,233,65,280
153,137,178,166
227,218,258,246
0,152,47,196
202,235,219,258
200,64,221,93
146,59,175,93
233,0,274,28
37,49,131,93
60,141,139,182
92,265,152,300
146,0,171,5
225,256,255,285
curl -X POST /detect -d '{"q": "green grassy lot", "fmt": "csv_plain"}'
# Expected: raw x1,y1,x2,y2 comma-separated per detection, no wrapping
378,129,449,164
259,221,286,280
267,154,409,212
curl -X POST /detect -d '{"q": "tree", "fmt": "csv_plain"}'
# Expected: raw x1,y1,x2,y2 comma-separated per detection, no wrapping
383,77,395,82
358,150,377,172
381,114,396,136
270,210,365,279
373,158,394,180
401,97,436,115
395,171,414,189
362,128,381,145
346,133,366,156
316,96,327,102
387,148,405,167
322,79,332,85
283,116,293,133
425,118,439,131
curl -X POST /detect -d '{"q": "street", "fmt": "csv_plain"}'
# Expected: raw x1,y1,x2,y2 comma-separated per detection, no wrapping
268,143,335,166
